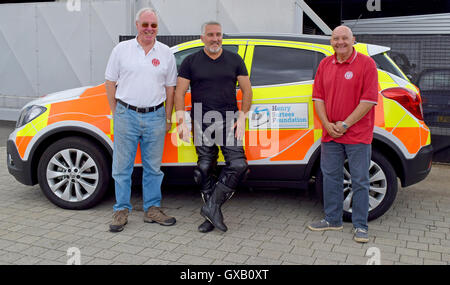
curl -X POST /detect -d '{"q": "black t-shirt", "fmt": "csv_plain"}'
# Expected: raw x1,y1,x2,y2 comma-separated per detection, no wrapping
178,48,248,120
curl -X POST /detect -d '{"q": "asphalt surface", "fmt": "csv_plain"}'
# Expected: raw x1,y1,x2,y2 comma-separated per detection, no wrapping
1,120,449,265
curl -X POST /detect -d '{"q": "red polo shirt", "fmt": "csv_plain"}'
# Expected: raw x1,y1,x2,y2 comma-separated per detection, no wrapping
312,48,378,144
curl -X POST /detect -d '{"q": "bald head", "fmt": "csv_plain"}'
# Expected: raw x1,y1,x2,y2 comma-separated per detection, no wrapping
332,25,353,38
330,25,355,61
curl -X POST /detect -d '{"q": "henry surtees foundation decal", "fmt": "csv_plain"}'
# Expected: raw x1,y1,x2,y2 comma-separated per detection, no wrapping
249,103,309,129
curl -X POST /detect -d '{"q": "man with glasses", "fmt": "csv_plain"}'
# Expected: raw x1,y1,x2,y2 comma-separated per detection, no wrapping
174,21,253,233
105,8,177,232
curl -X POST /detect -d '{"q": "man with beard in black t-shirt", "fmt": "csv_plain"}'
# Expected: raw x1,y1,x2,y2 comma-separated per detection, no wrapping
174,21,253,233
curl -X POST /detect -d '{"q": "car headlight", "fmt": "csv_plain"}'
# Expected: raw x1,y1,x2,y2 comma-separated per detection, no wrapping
16,105,47,128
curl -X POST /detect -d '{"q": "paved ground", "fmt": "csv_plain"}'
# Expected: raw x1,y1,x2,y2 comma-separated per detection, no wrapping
0,121,15,147
0,143,449,265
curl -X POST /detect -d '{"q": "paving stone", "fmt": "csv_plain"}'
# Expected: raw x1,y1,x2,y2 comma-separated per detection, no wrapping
332,245,366,256
418,250,442,261
173,245,208,257
246,256,282,265
314,258,339,265
224,252,250,264
0,250,24,263
158,251,184,262
113,253,149,265
423,259,447,265
85,258,114,265
13,256,42,265
291,246,314,257
346,255,371,265
406,241,429,251
154,241,180,251
217,243,241,253
259,241,293,253
110,243,145,255
399,255,424,265
177,254,214,265
313,250,347,262
189,239,220,250
143,258,171,265
0,146,448,265
281,253,315,265
396,247,418,257
137,248,164,258
0,239,15,250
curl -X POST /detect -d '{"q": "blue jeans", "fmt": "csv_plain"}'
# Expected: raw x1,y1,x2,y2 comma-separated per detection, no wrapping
321,141,371,231
112,103,166,213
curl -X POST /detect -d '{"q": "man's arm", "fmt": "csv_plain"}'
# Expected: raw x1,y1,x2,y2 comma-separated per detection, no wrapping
314,100,343,138
174,77,191,142
165,86,175,132
335,102,376,133
235,75,253,140
105,80,117,115
237,75,252,115
336,57,378,133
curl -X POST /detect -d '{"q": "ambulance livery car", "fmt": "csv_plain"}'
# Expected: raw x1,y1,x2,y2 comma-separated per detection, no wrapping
7,34,433,222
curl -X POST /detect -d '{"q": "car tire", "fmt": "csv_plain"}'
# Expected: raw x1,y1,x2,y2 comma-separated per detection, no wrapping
314,149,398,222
37,136,111,210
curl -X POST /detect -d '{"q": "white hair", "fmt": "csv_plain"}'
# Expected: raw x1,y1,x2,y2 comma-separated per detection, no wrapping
201,21,222,34
135,7,158,22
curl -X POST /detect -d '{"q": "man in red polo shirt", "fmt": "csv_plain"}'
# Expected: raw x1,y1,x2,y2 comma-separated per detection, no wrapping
308,25,378,243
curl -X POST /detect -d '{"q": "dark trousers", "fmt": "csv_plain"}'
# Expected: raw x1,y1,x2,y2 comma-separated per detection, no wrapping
193,120,248,192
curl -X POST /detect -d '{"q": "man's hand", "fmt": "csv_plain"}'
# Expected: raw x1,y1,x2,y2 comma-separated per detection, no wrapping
335,121,348,135
324,122,343,138
166,121,172,133
177,122,191,143
234,115,246,141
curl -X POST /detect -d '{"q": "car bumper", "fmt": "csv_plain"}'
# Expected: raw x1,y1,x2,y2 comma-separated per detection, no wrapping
402,144,433,187
6,139,34,186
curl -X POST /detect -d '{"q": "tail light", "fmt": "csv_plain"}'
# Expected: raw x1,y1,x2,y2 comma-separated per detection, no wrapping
381,87,424,121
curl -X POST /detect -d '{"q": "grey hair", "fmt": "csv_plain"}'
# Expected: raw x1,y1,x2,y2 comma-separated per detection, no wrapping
135,7,158,22
201,21,222,34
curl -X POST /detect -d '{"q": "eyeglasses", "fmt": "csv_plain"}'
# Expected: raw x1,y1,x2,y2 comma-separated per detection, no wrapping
141,22,158,29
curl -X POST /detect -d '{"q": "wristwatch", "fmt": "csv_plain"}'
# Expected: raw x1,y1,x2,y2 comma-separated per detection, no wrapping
342,121,349,130
166,119,172,123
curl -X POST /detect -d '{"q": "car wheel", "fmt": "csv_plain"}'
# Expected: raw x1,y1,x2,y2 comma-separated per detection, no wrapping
37,136,111,209
315,150,398,221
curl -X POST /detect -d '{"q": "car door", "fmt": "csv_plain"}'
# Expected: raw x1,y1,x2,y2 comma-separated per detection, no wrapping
163,39,249,165
244,40,330,175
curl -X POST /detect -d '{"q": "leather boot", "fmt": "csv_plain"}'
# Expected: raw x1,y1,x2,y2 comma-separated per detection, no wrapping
200,182,235,232
198,220,215,233
198,189,214,233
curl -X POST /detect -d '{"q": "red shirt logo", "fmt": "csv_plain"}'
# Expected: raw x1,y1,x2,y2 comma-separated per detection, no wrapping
152,58,160,67
345,71,353,80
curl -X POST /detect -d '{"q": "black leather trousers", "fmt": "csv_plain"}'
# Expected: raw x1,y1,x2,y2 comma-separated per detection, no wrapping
193,120,248,192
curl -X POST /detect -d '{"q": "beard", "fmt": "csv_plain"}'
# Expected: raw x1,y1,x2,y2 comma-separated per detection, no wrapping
205,45,222,54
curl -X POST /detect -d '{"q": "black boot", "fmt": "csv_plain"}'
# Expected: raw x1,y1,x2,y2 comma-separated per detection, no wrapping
198,220,215,233
198,189,215,233
200,182,235,232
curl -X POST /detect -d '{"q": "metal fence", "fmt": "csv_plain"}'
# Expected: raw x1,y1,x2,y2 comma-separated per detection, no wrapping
357,34,450,162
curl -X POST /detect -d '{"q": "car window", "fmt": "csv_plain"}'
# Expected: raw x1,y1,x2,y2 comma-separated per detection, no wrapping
250,46,325,86
174,45,239,71
417,70,450,91
372,53,408,81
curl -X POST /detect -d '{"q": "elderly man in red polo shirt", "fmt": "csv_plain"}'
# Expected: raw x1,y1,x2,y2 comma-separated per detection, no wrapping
308,25,378,243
